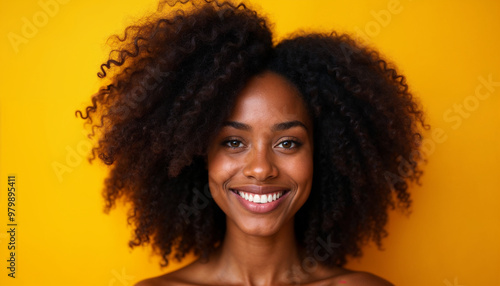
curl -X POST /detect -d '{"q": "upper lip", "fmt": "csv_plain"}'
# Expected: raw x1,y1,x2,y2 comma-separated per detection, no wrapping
229,185,289,195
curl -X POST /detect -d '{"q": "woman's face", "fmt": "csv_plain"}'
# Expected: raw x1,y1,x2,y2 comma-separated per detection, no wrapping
207,71,314,237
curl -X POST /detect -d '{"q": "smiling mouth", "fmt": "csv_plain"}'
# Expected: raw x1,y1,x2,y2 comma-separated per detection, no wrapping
230,189,289,204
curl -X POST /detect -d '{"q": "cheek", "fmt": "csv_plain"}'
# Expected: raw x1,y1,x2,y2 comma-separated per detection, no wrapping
285,152,314,198
207,153,240,197
299,163,314,192
294,148,313,178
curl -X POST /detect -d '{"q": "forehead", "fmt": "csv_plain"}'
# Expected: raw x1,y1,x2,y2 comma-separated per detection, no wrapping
227,72,311,126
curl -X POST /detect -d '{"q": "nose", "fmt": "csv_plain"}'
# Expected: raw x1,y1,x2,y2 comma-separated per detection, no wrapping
242,146,278,181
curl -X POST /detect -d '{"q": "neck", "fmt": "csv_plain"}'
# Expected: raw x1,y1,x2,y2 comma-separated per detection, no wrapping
212,218,302,286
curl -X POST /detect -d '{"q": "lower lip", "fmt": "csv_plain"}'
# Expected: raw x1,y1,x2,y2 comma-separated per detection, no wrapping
231,191,290,214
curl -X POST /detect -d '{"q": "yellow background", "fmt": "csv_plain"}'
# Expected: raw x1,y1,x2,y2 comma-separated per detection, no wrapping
1,0,499,285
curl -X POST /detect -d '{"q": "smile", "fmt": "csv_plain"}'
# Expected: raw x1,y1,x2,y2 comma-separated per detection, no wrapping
233,190,285,204
228,186,291,213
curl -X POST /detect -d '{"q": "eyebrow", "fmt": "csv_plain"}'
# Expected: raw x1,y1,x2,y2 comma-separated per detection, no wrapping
222,121,251,131
222,120,308,132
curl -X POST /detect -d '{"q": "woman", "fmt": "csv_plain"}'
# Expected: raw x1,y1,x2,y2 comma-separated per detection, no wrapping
78,0,426,285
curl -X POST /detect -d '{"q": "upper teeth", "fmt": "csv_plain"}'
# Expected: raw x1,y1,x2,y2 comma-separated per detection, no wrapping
237,191,284,204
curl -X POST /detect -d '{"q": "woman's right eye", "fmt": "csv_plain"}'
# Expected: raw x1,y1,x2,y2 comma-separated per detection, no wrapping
224,139,244,149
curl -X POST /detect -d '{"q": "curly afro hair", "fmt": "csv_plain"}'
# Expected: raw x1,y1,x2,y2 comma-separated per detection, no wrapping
77,0,427,267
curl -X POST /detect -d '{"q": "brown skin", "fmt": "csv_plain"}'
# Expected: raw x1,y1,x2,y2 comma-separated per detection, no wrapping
135,72,393,286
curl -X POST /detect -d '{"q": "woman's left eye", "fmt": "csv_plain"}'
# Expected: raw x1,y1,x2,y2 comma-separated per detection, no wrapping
276,140,299,149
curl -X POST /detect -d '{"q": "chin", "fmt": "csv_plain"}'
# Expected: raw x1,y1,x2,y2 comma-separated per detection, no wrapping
230,212,294,237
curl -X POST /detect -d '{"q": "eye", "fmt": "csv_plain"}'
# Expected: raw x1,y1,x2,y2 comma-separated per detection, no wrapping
224,139,244,149
276,140,300,149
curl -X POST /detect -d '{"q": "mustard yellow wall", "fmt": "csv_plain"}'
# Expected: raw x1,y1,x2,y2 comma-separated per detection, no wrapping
1,0,499,285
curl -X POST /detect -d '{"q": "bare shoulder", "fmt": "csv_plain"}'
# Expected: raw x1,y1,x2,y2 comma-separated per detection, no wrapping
302,265,393,286
134,260,208,286
134,276,162,286
134,273,174,286
134,271,186,286
335,270,394,286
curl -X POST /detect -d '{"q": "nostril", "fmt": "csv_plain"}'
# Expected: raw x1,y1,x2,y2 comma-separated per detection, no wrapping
242,155,278,181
